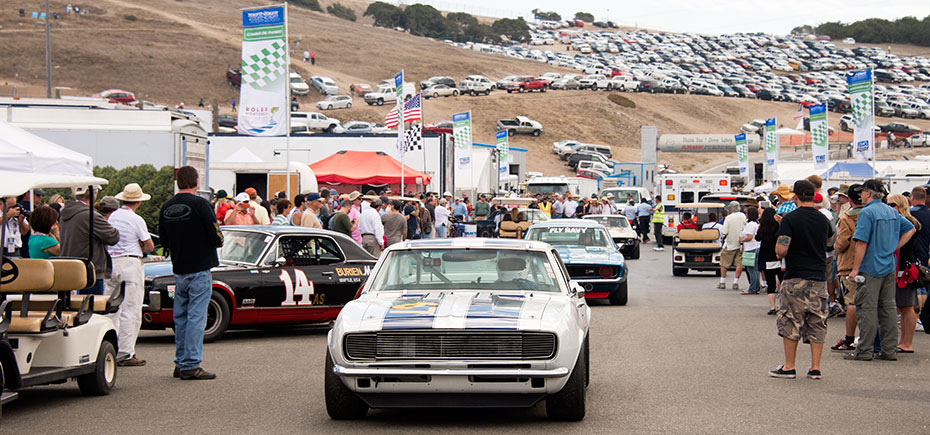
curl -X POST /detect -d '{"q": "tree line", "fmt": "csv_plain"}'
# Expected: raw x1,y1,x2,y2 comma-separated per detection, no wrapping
793,15,930,47
364,2,529,44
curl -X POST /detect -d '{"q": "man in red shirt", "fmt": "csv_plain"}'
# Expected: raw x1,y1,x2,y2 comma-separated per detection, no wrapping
676,212,699,232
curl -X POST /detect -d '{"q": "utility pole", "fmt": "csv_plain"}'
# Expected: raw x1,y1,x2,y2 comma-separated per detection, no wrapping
45,0,52,98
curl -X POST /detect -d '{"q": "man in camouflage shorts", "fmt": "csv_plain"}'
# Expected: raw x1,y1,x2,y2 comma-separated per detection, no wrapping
769,180,833,380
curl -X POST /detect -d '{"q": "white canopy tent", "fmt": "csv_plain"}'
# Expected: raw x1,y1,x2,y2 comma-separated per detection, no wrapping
0,119,93,176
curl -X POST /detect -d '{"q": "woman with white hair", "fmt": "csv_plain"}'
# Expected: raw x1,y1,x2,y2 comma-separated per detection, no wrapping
434,198,450,238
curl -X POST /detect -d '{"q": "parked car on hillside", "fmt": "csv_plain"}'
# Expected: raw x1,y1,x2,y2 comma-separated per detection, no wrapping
93,89,136,105
504,76,548,93
363,82,415,106
290,72,310,96
496,75,519,89
457,75,494,95
423,84,459,99
226,68,241,88
908,131,930,147
316,95,353,110
497,116,543,136
879,122,920,135
349,83,372,96
292,111,341,132
609,75,640,91
311,76,338,95
419,75,456,91
550,77,581,90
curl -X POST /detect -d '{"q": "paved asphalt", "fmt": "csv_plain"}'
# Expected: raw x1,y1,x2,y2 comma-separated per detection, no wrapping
3,244,929,434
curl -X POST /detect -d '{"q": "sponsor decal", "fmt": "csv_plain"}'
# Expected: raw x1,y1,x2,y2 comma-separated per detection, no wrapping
464,294,525,329
383,297,440,330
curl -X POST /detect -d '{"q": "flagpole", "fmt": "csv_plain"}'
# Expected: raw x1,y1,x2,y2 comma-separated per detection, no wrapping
284,3,292,201
399,70,405,195
870,70,876,173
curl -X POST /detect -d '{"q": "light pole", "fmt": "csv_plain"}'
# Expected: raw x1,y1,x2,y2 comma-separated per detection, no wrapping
45,0,51,98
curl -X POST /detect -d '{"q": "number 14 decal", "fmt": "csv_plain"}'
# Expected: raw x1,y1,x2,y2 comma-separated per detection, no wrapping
279,269,315,306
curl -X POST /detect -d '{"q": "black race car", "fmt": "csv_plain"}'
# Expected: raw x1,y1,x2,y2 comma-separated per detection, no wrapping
142,226,376,342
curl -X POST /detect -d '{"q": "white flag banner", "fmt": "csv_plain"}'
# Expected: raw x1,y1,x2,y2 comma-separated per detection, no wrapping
453,111,472,169
809,103,829,170
764,117,778,172
847,69,875,160
237,6,289,136
496,130,509,175
734,133,749,178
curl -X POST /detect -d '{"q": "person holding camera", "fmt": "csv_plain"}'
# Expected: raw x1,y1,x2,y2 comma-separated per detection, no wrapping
224,193,260,226
3,196,31,258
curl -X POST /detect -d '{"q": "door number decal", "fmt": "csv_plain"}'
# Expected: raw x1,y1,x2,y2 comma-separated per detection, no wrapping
279,269,315,306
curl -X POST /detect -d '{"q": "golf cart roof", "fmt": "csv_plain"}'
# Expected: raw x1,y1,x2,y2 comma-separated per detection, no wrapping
0,171,109,197
676,203,726,209
492,197,535,206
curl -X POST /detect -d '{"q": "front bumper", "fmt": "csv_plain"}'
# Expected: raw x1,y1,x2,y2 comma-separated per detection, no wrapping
333,365,569,378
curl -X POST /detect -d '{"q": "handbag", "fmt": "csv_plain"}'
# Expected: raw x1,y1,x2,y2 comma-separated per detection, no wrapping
908,262,930,288
741,250,757,267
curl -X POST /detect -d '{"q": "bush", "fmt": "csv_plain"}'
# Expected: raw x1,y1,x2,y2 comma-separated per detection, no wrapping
532,9,561,21
326,3,357,22
403,4,446,38
365,1,404,28
608,94,636,108
491,17,530,42
797,15,930,46
95,164,176,233
574,12,594,22
292,0,322,12
124,14,137,21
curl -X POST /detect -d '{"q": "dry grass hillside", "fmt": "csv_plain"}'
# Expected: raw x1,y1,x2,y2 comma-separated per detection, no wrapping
2,0,930,175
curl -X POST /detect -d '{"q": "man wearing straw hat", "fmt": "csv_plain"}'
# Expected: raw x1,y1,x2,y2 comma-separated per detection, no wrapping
106,183,155,367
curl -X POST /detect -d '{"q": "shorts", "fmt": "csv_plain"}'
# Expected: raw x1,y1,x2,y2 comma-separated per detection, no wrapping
776,278,828,343
896,283,918,307
720,248,742,269
826,257,836,281
918,287,928,296
839,274,857,306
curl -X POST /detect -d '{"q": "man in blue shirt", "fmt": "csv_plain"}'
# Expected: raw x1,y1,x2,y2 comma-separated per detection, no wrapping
635,198,653,242
451,197,468,220
846,179,916,361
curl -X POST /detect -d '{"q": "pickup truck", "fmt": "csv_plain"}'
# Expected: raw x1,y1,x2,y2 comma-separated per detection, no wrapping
610,75,640,91
363,82,415,106
504,76,548,93
291,111,341,132
497,116,543,137
226,68,241,88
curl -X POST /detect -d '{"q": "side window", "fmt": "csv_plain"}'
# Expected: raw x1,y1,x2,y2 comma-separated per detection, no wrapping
681,191,695,203
552,249,571,286
277,236,345,266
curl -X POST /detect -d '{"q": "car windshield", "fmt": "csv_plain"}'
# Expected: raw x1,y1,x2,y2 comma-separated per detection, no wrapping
290,77,303,83
603,189,642,203
584,216,630,228
369,249,562,292
218,230,268,264
526,226,612,248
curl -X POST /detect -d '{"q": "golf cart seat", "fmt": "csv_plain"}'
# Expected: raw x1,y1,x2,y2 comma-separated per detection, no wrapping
675,228,721,250
500,221,530,238
5,259,122,314
0,259,98,333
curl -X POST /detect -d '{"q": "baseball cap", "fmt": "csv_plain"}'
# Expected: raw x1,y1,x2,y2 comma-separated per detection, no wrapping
33,188,46,196
813,193,823,203
99,196,119,210
215,189,229,199
245,187,257,196
862,179,887,195
847,184,863,203
235,192,250,203
791,179,815,198
306,192,321,202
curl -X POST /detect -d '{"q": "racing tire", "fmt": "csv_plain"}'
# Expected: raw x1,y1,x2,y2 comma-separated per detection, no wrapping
546,344,586,421
672,267,688,277
377,98,384,106
583,336,590,388
325,349,369,419
532,129,541,137
203,291,231,343
609,281,628,306
630,243,640,259
77,339,117,396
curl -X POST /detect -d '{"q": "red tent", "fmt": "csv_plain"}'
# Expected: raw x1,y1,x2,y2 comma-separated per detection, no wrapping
310,150,431,186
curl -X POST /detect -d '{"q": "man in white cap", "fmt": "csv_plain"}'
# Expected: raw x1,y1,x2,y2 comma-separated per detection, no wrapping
106,183,155,366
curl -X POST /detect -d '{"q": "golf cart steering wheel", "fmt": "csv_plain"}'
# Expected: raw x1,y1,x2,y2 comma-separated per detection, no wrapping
1,256,19,285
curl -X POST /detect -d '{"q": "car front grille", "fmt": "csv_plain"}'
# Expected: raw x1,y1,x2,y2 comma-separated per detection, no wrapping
343,331,557,361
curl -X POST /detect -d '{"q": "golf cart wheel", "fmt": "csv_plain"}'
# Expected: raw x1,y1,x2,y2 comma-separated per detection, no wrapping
203,291,231,343
77,339,117,396
672,267,688,277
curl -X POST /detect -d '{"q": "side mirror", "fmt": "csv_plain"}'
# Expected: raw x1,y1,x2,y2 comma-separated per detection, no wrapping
273,256,287,266
570,281,585,298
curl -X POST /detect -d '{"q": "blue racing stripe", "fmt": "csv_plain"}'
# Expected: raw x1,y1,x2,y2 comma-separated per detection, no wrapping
382,294,440,330
464,293,525,329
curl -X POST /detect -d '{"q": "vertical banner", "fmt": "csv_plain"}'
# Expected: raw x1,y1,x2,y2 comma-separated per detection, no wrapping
496,130,509,175
238,5,288,136
847,69,874,160
809,103,829,169
734,133,749,178
452,112,472,169
764,117,777,172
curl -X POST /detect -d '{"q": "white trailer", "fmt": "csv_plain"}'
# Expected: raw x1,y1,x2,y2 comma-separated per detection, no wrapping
657,173,732,239
525,176,597,197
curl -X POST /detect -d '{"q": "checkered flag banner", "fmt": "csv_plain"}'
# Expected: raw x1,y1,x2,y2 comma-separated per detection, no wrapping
764,117,778,171
809,103,829,169
847,69,875,160
403,123,422,152
242,41,286,89
452,111,472,169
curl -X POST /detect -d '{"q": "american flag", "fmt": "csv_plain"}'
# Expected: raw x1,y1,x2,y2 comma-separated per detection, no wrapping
793,104,803,120
384,94,422,128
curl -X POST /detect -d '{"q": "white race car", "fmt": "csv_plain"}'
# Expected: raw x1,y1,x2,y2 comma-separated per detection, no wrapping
325,238,591,421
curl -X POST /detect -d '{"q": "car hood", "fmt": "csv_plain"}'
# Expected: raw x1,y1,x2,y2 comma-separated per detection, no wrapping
338,291,570,332
608,227,638,239
554,245,624,265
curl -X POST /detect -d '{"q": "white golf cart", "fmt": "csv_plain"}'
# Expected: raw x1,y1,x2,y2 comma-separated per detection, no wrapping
0,171,122,417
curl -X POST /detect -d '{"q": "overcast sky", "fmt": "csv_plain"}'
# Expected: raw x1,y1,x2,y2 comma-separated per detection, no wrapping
412,0,930,35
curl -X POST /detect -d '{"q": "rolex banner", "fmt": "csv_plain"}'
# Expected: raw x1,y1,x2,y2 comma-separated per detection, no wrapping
237,5,288,136
847,69,874,160
453,112,472,169
734,133,749,178
496,130,509,175
809,103,829,169
764,118,777,172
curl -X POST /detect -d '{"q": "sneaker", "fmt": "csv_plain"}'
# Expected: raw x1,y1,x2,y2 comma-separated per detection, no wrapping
118,356,146,367
806,369,822,380
767,309,777,315
917,320,924,332
732,283,740,291
173,366,181,378
876,353,897,361
828,304,843,318
653,247,664,251
843,352,873,361
830,340,856,352
768,365,796,379
179,367,217,380
717,283,726,289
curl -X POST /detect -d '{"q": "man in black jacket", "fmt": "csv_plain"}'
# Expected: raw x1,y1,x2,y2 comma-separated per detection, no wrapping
159,166,224,380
